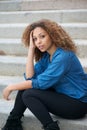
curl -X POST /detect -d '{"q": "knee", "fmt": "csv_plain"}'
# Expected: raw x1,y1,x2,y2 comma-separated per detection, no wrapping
22,89,37,103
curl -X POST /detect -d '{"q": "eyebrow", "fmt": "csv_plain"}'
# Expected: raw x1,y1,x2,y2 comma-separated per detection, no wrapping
33,32,45,38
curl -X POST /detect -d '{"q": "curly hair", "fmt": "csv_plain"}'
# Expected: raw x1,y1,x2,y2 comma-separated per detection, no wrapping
22,19,77,61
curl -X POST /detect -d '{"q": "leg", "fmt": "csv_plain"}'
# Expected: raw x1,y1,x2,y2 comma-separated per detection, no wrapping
22,89,87,126
22,89,53,126
11,90,26,118
2,90,26,130
22,89,60,130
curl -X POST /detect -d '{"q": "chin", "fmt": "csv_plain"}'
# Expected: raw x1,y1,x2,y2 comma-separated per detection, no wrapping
40,50,46,52
39,48,46,52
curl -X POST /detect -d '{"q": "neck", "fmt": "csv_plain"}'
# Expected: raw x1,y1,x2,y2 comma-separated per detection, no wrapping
47,45,57,61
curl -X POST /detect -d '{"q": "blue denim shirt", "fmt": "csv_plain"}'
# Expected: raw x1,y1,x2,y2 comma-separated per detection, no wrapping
24,48,87,102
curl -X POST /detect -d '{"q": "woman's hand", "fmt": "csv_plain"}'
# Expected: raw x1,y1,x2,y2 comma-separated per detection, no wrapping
3,81,32,100
26,31,35,78
29,31,35,49
3,85,12,100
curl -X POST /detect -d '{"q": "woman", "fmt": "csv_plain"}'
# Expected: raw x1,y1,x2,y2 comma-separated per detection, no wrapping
2,19,87,130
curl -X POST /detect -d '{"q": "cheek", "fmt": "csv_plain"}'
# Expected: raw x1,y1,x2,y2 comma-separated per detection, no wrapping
46,36,51,43
47,39,52,45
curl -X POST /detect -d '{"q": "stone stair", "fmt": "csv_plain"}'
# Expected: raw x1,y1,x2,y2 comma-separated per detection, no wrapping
0,0,87,130
0,0,87,11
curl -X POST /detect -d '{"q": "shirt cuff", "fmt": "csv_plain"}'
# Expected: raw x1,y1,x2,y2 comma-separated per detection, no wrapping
24,73,32,80
32,79,39,89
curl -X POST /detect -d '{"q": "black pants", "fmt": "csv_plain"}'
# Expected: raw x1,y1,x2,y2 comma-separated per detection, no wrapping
11,88,87,126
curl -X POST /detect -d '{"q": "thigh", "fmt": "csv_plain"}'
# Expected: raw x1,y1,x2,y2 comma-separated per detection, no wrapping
23,88,87,119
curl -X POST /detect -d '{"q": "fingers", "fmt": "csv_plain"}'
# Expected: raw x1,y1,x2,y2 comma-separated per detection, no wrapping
3,87,11,100
29,31,35,49
30,31,33,37
30,31,33,43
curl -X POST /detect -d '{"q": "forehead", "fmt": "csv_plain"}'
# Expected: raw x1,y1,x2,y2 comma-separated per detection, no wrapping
33,27,47,36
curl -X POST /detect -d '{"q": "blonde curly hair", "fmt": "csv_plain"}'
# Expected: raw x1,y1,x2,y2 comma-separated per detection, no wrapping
22,19,76,61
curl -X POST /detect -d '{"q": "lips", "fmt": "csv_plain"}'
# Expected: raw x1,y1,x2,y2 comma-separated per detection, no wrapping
38,45,44,50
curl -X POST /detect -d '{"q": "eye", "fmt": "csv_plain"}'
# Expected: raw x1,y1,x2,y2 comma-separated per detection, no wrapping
40,35,45,39
33,37,37,42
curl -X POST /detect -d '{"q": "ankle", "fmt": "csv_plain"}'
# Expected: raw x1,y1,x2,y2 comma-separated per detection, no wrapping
43,121,60,130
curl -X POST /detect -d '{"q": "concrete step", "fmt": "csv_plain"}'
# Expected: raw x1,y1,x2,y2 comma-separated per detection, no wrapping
0,39,27,56
76,40,87,58
0,39,87,58
0,23,87,39
0,56,87,76
79,58,87,72
0,55,26,76
0,99,87,130
0,10,87,23
0,0,87,11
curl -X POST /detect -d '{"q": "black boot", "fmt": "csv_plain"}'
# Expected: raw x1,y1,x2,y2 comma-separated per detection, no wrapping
2,115,23,130
43,121,60,130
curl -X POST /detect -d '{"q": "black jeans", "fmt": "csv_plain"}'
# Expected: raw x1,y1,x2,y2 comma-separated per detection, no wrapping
10,88,87,126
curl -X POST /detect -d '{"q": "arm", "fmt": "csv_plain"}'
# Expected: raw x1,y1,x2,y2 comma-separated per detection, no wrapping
25,31,35,79
3,32,35,100
32,51,71,89
3,80,32,100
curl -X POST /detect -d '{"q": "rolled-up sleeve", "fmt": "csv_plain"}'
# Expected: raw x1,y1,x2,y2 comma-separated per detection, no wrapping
32,52,70,89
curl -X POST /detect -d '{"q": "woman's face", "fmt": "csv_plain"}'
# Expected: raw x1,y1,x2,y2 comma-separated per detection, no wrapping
33,27,53,53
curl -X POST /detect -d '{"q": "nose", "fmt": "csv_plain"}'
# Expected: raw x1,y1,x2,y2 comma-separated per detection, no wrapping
36,38,41,45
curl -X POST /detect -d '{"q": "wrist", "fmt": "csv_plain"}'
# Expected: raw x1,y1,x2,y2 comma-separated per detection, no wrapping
7,85,13,92
28,46,35,53
29,45,35,51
